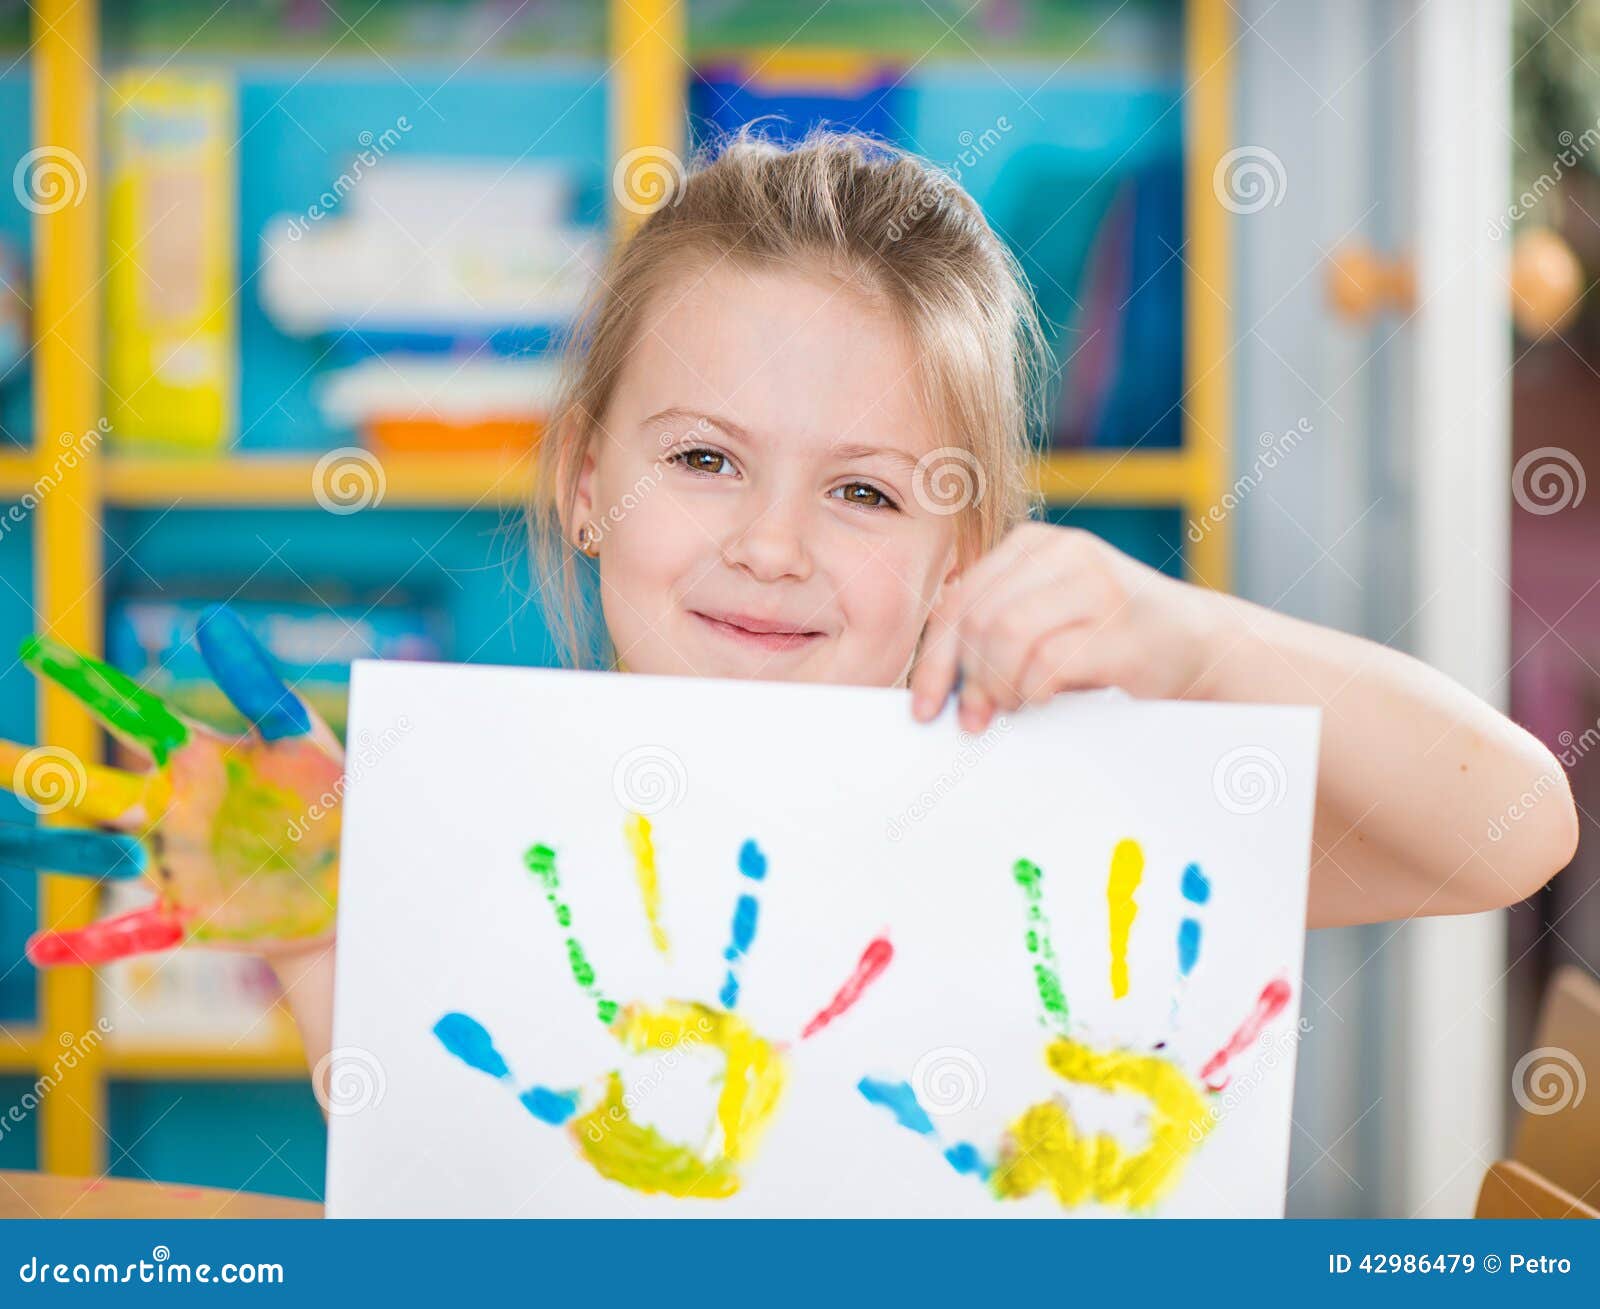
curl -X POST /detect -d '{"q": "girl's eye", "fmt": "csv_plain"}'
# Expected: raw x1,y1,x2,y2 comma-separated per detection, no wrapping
671,447,734,476
832,482,899,511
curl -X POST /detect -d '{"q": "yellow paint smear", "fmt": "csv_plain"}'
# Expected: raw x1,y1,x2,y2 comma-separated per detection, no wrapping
572,1001,784,1199
0,738,166,826
1106,838,1143,999
624,812,670,955
990,1037,1213,1212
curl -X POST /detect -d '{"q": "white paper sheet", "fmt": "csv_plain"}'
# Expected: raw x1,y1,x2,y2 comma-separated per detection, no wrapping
326,660,1320,1218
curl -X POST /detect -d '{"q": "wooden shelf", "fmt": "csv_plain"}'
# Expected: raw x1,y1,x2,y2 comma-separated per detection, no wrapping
103,1038,308,1080
0,1026,39,1074
102,452,537,509
1034,449,1194,504
91,449,1196,510
0,451,41,498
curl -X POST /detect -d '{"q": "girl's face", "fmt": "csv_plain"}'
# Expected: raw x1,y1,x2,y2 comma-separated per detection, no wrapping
572,262,962,686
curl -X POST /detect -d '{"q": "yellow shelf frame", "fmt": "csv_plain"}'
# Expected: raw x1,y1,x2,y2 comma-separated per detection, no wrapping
17,0,1233,1170
97,449,1191,509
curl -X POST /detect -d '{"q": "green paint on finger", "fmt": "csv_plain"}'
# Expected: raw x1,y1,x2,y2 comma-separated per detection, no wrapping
21,635,189,763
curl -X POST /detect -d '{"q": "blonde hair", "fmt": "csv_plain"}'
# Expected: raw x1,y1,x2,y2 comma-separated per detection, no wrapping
532,128,1047,669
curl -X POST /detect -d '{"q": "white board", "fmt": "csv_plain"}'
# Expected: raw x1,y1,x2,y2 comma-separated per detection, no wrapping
326,660,1319,1218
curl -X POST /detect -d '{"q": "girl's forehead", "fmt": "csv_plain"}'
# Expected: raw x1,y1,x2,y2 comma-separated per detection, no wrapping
623,263,940,457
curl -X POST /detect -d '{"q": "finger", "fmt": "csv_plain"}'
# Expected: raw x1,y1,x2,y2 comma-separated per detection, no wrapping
958,683,995,734
20,635,190,765
0,823,147,879
957,582,1102,713
0,738,162,828
1014,625,1114,706
909,585,971,720
194,605,313,742
27,903,185,966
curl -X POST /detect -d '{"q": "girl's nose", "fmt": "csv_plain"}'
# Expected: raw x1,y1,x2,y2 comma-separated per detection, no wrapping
723,494,813,583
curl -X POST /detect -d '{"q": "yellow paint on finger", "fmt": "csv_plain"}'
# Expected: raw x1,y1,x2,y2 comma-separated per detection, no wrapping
0,738,165,826
1107,838,1143,999
990,1037,1213,1212
624,812,670,955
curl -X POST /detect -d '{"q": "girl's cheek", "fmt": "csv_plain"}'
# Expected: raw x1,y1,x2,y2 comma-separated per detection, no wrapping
836,548,937,646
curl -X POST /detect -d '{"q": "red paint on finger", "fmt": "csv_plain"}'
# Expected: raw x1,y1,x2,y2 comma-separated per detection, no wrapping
27,905,186,966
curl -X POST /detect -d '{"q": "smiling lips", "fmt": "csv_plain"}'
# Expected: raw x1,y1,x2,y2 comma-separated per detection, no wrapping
691,609,825,653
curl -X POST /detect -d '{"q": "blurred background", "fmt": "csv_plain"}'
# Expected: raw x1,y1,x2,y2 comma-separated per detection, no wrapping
0,0,1593,1218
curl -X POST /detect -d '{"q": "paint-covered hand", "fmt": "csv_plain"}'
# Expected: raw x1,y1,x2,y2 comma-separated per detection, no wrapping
0,605,343,966
910,522,1223,731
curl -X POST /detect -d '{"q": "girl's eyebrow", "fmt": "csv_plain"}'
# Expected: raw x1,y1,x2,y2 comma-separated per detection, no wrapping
645,408,919,474
643,406,749,442
829,442,921,474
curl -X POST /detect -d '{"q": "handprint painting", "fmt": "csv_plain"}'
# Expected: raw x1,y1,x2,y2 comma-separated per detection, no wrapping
432,821,894,1199
328,661,1320,1217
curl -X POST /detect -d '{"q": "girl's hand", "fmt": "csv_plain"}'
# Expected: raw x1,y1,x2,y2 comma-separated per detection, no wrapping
910,523,1223,731
0,605,342,966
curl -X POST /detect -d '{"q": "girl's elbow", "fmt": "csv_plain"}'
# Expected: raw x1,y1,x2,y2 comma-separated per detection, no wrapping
1484,763,1579,908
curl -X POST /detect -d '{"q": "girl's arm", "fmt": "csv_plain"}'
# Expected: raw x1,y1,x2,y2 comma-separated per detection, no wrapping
913,523,1579,929
267,940,337,1082
1191,589,1578,927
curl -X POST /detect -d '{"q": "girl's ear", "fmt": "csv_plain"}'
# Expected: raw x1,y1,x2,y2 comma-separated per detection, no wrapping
940,533,965,588
567,445,599,543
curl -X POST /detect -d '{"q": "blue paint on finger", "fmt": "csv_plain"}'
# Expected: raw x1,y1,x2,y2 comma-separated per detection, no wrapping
195,605,311,741
0,824,146,879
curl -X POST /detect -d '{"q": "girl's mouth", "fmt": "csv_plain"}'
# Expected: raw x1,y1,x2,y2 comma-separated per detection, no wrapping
690,609,826,653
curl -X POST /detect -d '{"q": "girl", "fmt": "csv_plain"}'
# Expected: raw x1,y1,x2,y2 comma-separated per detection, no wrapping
3,131,1578,1088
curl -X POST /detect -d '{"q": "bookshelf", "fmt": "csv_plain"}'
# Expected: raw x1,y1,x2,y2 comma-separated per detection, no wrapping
10,0,1234,1179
